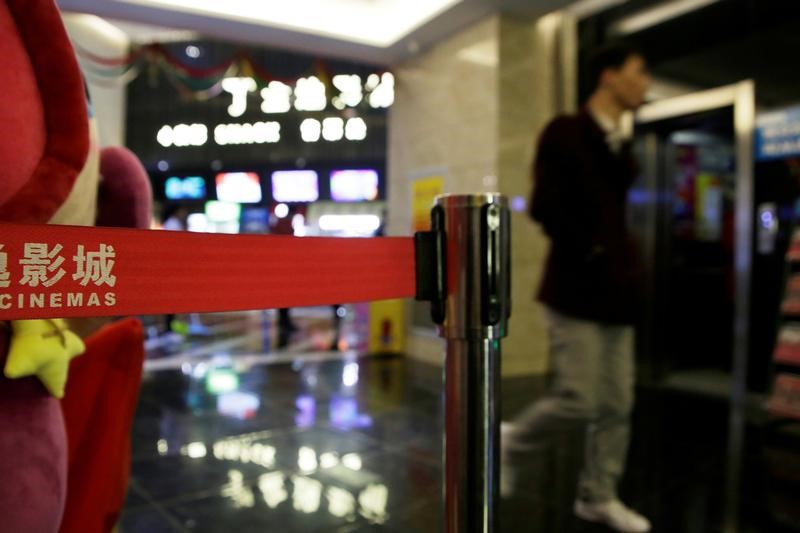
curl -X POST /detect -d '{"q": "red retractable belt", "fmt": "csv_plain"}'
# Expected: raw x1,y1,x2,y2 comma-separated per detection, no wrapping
0,223,416,320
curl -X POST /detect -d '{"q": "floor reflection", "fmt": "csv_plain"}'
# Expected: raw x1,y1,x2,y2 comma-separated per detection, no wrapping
124,308,437,532
121,309,800,532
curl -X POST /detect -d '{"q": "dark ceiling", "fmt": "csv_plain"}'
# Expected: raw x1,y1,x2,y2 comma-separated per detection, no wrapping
580,0,800,108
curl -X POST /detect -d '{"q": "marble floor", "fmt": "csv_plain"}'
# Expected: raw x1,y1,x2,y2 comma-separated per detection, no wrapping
120,309,800,532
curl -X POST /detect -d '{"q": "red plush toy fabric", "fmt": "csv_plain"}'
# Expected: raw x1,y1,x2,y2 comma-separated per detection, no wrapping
59,318,146,533
0,326,68,533
97,146,154,229
0,1,91,531
59,146,153,533
0,0,89,223
1,2,152,532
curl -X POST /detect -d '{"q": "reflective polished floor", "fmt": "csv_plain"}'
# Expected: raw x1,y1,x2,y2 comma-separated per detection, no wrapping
121,309,800,532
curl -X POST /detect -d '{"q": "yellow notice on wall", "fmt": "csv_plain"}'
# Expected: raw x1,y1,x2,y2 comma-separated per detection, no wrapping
368,299,407,354
411,176,444,232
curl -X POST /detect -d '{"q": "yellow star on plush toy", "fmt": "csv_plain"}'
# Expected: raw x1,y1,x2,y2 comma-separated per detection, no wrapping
4,319,85,398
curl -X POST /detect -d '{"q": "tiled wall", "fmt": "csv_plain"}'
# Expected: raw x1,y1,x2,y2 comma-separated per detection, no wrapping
388,13,572,376
387,16,500,237
497,14,565,376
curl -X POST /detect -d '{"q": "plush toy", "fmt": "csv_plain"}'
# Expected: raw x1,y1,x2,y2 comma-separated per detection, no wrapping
59,147,151,533
5,319,86,397
60,317,146,533
0,2,151,531
0,0,98,530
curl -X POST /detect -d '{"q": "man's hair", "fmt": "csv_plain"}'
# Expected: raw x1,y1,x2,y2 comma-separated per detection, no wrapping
587,42,643,91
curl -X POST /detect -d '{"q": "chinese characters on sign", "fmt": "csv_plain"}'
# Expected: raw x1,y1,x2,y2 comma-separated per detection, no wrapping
0,242,117,311
221,77,257,118
73,244,117,287
19,243,66,288
331,74,363,110
223,74,393,116
261,81,292,114
293,76,327,112
156,73,394,148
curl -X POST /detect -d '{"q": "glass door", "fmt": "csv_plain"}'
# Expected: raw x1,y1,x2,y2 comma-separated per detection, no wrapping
629,82,755,398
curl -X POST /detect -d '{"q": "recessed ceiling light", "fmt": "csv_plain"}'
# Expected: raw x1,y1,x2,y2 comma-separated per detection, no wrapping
112,0,463,47
611,0,721,35
566,0,629,20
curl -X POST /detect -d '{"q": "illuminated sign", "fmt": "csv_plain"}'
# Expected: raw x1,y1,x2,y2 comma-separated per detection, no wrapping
322,118,344,141
366,73,394,108
260,81,292,114
219,73,394,118
330,170,379,202
214,121,281,145
158,117,366,148
297,117,367,143
128,60,390,166
271,170,319,203
345,118,367,141
205,201,242,222
215,172,263,204
300,118,322,142
332,74,363,109
293,76,327,112
165,176,206,200
756,104,800,160
157,123,208,147
221,77,257,117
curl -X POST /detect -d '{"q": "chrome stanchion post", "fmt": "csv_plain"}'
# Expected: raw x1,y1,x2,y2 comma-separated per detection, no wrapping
414,193,510,532
436,193,511,533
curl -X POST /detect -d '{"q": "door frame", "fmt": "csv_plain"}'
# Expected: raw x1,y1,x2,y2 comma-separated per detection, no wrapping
633,80,755,404
634,80,755,533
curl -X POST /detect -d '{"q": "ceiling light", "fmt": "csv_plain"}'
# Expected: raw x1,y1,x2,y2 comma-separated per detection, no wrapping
566,0,629,20
611,0,721,35
102,17,199,44
113,0,462,48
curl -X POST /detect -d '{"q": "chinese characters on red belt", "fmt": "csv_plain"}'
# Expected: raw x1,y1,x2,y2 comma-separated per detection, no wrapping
0,242,117,311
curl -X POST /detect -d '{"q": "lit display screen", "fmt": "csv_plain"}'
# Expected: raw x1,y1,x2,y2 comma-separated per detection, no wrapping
205,200,242,222
165,176,206,200
271,170,319,203
215,172,263,203
330,169,379,202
